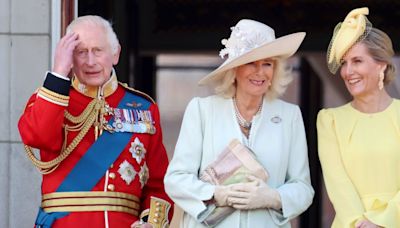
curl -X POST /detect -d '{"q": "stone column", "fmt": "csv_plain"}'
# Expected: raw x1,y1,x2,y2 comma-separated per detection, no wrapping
0,0,51,227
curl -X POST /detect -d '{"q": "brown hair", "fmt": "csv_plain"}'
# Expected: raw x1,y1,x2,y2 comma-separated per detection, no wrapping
361,27,396,84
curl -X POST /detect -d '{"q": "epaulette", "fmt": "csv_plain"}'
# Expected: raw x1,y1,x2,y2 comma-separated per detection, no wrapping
119,82,155,104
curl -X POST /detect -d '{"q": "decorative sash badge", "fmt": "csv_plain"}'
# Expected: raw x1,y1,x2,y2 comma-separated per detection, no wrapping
112,108,156,134
129,137,146,164
118,160,137,185
139,163,149,188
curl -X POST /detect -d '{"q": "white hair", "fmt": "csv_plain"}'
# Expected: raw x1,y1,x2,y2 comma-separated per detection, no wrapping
66,15,120,55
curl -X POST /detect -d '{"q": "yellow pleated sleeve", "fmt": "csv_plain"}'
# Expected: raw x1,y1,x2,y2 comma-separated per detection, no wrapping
318,103,400,227
317,109,365,228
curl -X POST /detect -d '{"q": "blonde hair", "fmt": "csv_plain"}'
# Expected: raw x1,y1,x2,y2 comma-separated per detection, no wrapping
214,58,293,100
66,15,120,55
360,27,396,85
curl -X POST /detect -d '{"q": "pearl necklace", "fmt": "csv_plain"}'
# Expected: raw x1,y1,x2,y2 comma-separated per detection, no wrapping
233,97,263,130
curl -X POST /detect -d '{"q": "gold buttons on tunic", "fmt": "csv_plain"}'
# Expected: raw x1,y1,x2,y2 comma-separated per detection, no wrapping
109,172,116,179
107,184,115,191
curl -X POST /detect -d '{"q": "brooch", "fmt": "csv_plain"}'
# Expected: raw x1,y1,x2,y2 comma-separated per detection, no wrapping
271,116,282,123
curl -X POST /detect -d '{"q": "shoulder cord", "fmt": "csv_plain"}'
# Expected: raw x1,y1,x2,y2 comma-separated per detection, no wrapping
24,98,111,174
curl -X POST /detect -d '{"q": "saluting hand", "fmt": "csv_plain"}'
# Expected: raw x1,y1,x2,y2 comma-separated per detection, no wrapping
52,32,80,77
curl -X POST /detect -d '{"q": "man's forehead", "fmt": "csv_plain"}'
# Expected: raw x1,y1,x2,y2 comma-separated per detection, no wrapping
74,27,107,44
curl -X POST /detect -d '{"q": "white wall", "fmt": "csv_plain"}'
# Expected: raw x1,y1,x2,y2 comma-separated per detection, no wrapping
0,0,51,227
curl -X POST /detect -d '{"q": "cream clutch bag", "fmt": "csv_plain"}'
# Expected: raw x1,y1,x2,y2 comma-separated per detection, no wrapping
199,139,269,226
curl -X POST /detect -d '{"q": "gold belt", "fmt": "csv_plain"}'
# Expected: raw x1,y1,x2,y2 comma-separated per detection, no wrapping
42,191,140,216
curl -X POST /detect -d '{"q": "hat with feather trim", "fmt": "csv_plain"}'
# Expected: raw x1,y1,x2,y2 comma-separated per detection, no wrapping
327,7,372,74
198,19,305,85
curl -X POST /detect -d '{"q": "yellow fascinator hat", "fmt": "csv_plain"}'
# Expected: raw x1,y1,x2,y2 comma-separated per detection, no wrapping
327,7,372,74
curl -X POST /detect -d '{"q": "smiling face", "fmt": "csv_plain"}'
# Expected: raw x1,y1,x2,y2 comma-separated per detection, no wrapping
340,42,386,98
235,59,274,98
71,23,120,87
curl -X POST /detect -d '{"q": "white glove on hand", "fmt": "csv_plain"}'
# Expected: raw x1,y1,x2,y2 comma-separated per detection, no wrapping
130,220,154,228
227,175,282,210
214,185,233,207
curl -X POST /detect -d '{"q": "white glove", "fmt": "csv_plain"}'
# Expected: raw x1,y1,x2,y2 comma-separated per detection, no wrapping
130,220,153,228
214,185,234,207
227,175,282,210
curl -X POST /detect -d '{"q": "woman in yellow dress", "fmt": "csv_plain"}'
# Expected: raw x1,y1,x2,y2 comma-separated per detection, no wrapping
317,7,400,228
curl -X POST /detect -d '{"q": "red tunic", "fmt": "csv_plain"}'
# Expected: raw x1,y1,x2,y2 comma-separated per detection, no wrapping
18,72,173,227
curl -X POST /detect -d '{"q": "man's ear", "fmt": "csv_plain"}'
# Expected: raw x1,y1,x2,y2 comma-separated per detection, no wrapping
113,45,121,65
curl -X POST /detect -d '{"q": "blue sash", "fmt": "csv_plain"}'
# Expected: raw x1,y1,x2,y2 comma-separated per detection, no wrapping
35,92,151,227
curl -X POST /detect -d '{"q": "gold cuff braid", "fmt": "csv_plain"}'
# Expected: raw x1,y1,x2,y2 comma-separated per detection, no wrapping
147,197,171,228
38,87,69,106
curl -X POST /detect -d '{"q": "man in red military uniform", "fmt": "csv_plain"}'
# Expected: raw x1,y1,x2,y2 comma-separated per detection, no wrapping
18,15,173,228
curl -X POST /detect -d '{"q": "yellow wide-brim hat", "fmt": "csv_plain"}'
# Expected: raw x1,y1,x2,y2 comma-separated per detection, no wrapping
198,19,306,85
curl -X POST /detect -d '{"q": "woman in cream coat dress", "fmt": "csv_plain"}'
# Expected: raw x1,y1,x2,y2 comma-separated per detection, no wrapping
318,8,400,228
164,19,314,228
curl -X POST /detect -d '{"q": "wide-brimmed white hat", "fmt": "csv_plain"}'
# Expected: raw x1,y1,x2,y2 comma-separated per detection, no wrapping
198,19,306,85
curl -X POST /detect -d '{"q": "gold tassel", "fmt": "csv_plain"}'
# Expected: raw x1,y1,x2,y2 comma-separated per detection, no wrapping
24,98,113,174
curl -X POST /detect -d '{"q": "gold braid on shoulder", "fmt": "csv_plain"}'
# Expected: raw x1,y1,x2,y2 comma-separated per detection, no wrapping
119,82,155,104
24,97,114,174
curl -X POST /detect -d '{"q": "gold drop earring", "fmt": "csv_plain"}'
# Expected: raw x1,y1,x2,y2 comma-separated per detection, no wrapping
378,71,384,90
